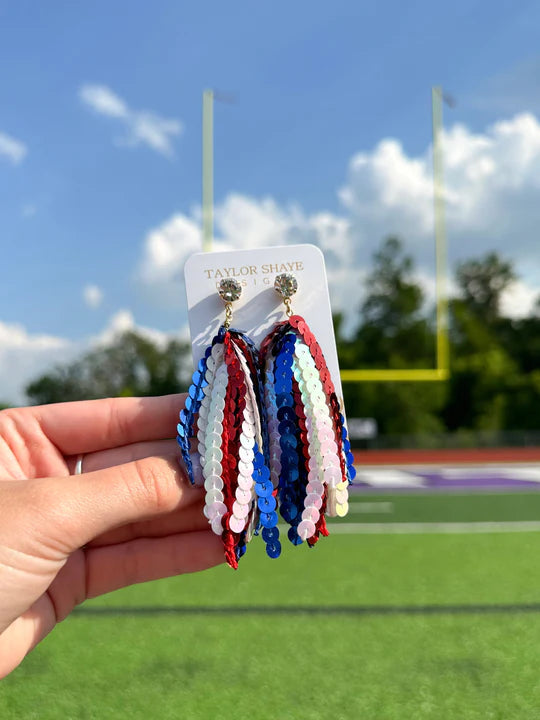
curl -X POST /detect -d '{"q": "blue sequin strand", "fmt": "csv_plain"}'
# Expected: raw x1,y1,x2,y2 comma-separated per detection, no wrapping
339,414,357,483
272,332,306,544
176,348,211,484
261,316,355,550
252,442,281,557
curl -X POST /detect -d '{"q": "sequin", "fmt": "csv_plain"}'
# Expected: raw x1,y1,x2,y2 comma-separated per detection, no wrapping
204,459,222,477
235,487,252,504
208,501,227,520
206,431,222,447
240,434,255,450
297,518,316,540
277,406,296,422
281,433,298,450
205,446,223,463
277,420,296,436
237,474,253,491
254,480,273,497
305,492,323,509
205,489,224,505
307,469,322,484
204,476,224,491
288,526,303,545
306,480,324,495
259,466,272,483
238,460,254,477
335,488,348,504
323,456,340,470
282,466,300,483
260,511,279,528
229,515,246,533
258,495,277,512
253,452,265,469
232,500,250,519
257,529,276,547
276,393,294,408
302,506,320,523
198,404,209,420
280,501,298,523
211,515,224,535
238,446,253,464
266,541,281,559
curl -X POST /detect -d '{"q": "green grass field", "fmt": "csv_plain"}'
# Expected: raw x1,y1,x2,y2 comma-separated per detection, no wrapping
3,492,540,719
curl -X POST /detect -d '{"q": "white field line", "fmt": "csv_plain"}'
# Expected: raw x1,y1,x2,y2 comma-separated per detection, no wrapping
348,502,394,514
326,521,540,535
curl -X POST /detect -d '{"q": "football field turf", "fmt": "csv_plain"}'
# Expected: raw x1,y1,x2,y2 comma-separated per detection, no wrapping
3,491,540,719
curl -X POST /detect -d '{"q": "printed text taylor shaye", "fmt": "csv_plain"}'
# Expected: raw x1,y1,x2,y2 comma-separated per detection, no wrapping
204,261,305,287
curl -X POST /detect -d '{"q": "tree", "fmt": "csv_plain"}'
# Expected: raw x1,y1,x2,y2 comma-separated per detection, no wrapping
444,252,528,433
354,236,435,367
362,236,424,330
26,331,192,405
455,252,516,323
340,236,446,434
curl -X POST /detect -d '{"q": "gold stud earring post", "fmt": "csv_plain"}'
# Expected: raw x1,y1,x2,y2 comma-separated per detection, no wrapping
218,278,242,329
274,273,298,317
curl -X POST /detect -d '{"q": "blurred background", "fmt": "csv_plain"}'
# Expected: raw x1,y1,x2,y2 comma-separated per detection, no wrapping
1,1,540,718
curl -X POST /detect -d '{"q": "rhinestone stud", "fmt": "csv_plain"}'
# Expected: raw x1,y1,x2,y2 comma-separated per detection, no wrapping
274,273,298,298
218,278,242,302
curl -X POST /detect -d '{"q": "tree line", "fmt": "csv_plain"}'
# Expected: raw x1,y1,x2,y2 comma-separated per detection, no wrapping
338,238,540,444
22,238,540,445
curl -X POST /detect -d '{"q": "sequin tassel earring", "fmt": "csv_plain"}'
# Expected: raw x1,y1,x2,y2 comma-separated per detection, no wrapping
176,278,278,568
259,273,356,548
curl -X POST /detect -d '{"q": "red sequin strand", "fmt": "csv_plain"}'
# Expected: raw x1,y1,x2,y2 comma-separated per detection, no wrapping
222,333,239,569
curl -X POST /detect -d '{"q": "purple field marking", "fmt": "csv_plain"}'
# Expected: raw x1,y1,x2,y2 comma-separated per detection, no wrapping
349,464,540,493
420,475,539,489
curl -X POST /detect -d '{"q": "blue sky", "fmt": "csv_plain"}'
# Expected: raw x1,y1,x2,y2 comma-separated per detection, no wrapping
1,1,540,402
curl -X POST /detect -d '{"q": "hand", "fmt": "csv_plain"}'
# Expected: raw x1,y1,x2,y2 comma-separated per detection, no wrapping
0,395,223,679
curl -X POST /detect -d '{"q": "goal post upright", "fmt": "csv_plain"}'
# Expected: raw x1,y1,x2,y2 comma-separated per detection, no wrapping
340,86,450,383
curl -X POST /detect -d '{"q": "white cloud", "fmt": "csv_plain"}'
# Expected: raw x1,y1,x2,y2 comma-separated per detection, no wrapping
0,131,27,165
127,113,183,157
79,83,183,158
94,309,170,348
0,322,75,405
137,111,540,334
501,280,539,319
79,85,128,118
83,284,103,308
8,111,540,403
341,112,540,271
137,193,358,325
138,211,202,294
0,310,189,405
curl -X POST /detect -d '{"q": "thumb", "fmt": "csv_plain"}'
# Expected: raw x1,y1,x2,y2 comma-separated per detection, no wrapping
28,455,198,554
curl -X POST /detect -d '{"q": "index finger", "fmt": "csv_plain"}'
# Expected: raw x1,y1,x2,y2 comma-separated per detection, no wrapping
30,394,186,455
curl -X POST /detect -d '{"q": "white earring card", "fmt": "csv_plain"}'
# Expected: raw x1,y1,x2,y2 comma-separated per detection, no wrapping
184,244,344,404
